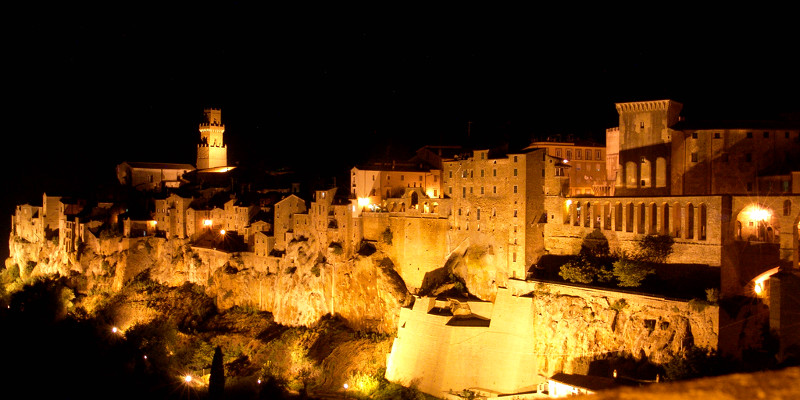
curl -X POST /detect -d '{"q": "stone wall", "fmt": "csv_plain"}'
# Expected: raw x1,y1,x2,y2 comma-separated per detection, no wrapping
385,288,541,397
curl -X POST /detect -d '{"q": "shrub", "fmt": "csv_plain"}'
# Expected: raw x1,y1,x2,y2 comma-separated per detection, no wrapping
612,258,655,287
705,288,720,303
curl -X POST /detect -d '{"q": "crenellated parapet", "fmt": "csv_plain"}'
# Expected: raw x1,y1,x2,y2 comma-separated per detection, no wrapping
615,99,682,113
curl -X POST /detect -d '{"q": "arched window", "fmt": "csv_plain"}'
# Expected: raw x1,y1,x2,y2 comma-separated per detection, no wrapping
662,203,670,235
687,203,695,239
637,203,646,234
784,200,792,216
615,203,623,231
626,203,634,232
584,202,591,227
656,157,667,188
626,161,638,188
699,204,707,240
650,203,658,234
640,158,652,188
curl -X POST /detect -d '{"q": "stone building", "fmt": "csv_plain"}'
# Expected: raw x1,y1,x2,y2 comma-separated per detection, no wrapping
610,99,800,196
116,161,194,191
196,108,228,170
441,147,569,281
524,140,610,196
350,162,442,215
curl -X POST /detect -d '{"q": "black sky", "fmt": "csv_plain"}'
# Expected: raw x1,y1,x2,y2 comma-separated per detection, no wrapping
4,5,799,209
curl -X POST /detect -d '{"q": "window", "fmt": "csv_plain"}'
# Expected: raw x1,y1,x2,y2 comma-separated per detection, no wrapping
449,187,452,195
745,153,752,162
542,169,545,177
470,187,473,194
481,186,484,194
462,187,466,198
556,149,562,157
595,150,601,160
481,152,485,160
513,168,518,176
566,150,572,159
449,171,452,178
691,152,698,163
477,208,481,220
692,132,698,139
714,132,721,139
493,169,497,177
481,169,485,177
747,132,753,138
514,156,518,162
462,171,468,178
513,185,518,194
555,168,565,177
586,149,591,160
640,121,645,129
783,180,790,192
576,150,582,160
434,176,437,182
513,209,518,217
764,131,769,138
493,186,497,194
419,175,423,181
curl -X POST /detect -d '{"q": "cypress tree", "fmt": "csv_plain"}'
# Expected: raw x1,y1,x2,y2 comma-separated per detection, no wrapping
209,346,225,400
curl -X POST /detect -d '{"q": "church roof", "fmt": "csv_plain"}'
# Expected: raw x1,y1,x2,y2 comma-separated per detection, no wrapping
120,161,195,170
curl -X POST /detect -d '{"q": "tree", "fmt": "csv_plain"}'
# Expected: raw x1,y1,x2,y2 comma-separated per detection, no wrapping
209,346,225,400
559,234,614,284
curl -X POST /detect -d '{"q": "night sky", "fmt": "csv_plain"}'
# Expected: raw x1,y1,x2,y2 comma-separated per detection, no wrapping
3,5,799,257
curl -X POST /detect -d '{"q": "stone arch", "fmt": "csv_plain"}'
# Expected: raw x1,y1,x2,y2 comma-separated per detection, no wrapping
784,199,792,216
673,202,682,237
640,158,652,188
614,202,623,231
626,202,634,232
687,203,695,239
735,203,780,243
656,157,667,188
625,161,638,188
584,202,592,227
637,203,646,234
699,203,708,240
411,192,419,208
650,203,658,234
662,202,670,235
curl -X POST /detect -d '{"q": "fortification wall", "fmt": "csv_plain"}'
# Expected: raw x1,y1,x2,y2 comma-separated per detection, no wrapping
362,213,450,292
386,289,540,397
508,279,718,376
386,282,722,398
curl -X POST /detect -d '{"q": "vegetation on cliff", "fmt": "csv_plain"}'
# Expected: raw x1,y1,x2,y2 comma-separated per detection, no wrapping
0,268,430,399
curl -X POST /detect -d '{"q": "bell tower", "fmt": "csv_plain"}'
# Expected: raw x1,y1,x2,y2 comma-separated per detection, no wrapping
197,108,227,169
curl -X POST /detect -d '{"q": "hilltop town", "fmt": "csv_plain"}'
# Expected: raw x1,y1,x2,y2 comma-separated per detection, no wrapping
7,101,800,398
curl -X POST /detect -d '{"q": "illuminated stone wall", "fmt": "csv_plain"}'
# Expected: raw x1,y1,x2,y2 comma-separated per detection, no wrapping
386,288,541,397
544,195,728,267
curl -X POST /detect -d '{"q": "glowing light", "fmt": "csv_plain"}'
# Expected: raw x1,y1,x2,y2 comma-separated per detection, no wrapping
257,378,262,384
565,200,573,207
143,355,148,360
754,281,764,295
744,205,771,222
112,326,118,333
220,229,226,235
343,383,349,390
203,219,213,226
184,375,193,383
357,197,370,208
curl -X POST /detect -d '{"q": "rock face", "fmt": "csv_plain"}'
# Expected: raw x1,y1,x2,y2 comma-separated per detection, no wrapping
6,233,411,334
514,281,719,377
